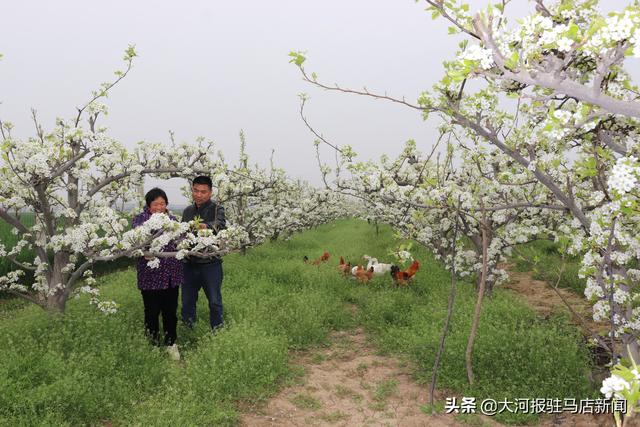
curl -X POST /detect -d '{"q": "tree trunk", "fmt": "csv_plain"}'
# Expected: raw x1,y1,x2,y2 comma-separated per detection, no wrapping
466,217,489,386
44,252,71,314
429,203,461,406
46,290,67,313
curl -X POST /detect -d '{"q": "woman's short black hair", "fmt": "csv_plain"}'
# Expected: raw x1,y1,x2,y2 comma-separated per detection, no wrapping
192,175,213,189
145,187,169,207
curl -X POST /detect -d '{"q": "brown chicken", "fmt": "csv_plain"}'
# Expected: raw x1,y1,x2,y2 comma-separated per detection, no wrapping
313,251,330,265
338,256,351,277
355,266,374,283
390,260,420,286
304,251,330,266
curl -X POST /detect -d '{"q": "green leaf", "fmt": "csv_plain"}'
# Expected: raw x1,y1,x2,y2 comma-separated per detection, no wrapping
288,51,306,66
567,22,580,41
123,44,137,61
504,51,519,69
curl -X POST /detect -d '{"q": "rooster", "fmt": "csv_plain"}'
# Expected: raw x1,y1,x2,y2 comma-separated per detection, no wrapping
338,256,351,277
390,260,420,286
355,266,374,283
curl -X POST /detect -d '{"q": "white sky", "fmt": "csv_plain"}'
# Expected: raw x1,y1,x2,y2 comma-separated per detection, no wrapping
0,0,636,205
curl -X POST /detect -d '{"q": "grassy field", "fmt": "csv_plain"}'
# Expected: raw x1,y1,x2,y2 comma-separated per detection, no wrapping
0,219,595,425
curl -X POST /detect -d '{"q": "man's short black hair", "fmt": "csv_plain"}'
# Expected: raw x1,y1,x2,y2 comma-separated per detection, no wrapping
192,176,213,189
145,187,169,207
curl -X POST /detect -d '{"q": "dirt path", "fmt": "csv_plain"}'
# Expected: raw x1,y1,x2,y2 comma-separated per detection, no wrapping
240,327,479,427
501,265,609,336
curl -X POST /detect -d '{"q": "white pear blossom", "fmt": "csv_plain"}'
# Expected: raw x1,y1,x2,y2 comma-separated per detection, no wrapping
460,45,494,70
601,375,630,399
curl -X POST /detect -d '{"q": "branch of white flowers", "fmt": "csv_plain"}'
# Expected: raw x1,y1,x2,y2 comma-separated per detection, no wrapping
79,167,193,215
6,146,34,189
297,61,592,229
140,250,234,259
48,148,92,183
447,105,592,229
65,225,170,291
473,15,640,119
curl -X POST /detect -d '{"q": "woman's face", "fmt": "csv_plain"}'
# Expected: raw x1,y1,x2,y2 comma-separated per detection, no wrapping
149,197,168,214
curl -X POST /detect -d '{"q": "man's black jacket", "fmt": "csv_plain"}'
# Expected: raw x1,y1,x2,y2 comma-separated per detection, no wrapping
182,199,226,264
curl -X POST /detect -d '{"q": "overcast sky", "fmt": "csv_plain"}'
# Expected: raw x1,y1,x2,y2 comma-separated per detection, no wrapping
0,1,635,205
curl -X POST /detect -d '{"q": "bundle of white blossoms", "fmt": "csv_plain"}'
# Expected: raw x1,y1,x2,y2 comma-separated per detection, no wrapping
608,157,639,195
601,362,640,421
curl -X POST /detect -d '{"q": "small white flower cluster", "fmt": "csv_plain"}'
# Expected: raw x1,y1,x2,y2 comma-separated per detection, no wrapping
96,300,118,315
608,156,639,195
459,45,494,70
584,9,640,56
601,374,631,399
146,258,161,269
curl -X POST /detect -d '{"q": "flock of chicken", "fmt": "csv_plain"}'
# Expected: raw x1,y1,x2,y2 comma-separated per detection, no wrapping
303,252,420,286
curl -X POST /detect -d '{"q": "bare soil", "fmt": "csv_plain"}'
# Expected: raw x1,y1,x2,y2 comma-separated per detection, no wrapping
501,264,609,336
240,327,484,427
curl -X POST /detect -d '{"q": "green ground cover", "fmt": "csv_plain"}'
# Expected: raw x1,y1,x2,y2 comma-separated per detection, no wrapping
0,219,594,425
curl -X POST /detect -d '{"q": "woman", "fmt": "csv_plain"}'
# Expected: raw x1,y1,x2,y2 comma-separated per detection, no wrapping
132,187,183,361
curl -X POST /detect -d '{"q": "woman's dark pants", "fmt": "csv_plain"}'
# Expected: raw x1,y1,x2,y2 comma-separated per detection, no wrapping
141,286,179,346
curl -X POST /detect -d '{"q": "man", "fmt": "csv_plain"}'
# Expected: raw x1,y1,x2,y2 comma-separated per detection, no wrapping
181,176,226,330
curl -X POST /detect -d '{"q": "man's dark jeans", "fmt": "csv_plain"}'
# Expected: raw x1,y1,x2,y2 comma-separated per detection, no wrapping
182,262,224,330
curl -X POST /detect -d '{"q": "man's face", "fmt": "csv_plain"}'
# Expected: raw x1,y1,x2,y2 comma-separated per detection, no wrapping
192,183,212,206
